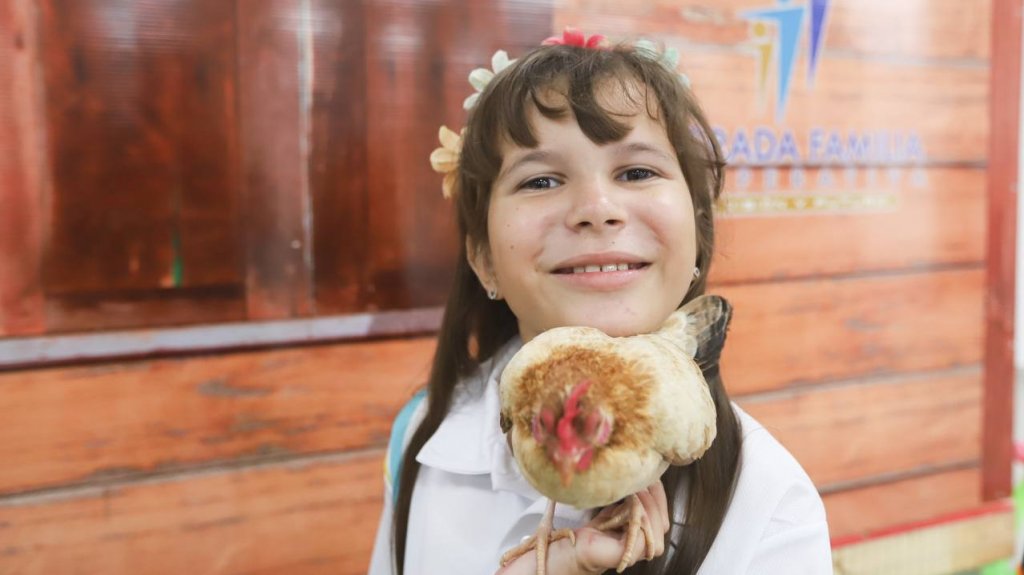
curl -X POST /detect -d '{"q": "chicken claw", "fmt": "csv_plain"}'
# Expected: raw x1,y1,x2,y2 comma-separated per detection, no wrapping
500,500,576,575
593,493,657,573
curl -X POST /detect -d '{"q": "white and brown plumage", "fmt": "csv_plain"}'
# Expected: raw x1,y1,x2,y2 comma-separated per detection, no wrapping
497,294,733,574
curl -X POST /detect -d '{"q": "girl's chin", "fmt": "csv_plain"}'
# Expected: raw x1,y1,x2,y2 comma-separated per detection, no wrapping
551,311,665,338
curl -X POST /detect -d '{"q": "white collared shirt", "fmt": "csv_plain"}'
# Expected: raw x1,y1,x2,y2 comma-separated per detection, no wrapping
368,337,832,574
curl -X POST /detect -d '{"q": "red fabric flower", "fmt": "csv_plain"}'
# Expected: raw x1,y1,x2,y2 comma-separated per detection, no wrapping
542,27,605,49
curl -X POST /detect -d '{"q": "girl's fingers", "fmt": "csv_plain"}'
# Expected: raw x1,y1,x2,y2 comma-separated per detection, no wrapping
496,528,639,575
497,484,674,575
574,527,642,573
635,489,660,534
635,490,664,558
648,481,670,534
494,536,583,575
570,484,673,573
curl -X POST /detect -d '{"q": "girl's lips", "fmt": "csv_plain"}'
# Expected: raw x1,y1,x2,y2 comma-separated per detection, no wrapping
552,262,648,274
552,264,649,291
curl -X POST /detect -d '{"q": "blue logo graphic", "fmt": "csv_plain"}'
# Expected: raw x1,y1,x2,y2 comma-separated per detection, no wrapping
743,0,830,121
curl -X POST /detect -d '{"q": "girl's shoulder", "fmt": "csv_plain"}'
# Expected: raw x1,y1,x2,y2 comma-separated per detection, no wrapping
698,405,832,573
729,402,829,534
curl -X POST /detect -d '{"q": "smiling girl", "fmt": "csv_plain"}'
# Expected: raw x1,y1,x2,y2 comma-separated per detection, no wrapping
368,30,832,575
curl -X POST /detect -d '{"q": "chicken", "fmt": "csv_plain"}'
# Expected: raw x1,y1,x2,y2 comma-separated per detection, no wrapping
497,294,732,574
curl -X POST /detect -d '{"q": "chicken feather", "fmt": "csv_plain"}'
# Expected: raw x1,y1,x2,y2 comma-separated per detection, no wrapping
497,294,733,572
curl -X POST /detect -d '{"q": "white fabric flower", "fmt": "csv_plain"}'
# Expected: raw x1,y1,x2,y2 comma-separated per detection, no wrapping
462,50,516,110
634,39,690,87
429,125,463,199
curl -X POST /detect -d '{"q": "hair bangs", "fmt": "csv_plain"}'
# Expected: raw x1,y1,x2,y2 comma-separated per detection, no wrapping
491,47,661,152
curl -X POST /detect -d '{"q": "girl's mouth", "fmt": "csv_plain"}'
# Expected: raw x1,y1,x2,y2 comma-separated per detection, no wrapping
552,262,650,274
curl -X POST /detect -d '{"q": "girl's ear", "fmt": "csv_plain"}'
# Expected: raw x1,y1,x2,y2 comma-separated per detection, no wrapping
466,237,499,298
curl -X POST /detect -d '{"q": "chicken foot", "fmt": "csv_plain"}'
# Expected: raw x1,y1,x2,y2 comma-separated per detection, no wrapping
593,493,658,573
500,499,576,575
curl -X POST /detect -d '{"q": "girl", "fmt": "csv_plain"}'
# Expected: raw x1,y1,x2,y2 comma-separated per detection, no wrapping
369,30,832,575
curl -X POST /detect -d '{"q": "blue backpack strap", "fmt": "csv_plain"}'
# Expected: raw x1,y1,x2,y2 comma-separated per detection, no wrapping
385,389,428,504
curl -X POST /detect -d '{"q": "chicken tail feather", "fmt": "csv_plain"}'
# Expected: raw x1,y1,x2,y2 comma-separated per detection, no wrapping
679,294,733,379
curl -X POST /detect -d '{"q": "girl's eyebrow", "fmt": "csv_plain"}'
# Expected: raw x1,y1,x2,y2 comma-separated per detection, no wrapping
617,141,676,163
498,149,559,181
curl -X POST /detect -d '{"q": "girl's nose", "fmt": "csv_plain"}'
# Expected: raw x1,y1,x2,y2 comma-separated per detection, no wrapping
565,178,628,232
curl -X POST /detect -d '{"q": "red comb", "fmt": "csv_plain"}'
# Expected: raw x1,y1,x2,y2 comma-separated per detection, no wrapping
556,379,592,443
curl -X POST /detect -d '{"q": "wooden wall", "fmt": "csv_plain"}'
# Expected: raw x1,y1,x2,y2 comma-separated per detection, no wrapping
0,0,1013,573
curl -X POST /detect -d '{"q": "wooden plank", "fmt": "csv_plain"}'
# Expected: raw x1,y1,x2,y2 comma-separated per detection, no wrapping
557,0,991,61
0,337,435,495
717,268,985,395
362,0,450,311
713,168,986,283
685,51,987,166
42,285,245,335
0,452,385,575
552,4,990,166
36,0,245,329
738,368,982,489
0,307,443,370
823,467,984,541
308,0,369,314
0,270,985,494
830,505,1014,575
982,0,1019,501
0,455,994,575
0,0,46,336
0,341,980,504
238,0,315,320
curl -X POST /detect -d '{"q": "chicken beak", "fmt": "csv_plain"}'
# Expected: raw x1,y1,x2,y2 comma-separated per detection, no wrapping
557,459,574,488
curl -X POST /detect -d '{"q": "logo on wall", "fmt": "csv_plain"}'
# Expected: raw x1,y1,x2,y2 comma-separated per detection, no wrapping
713,0,928,217
743,0,830,121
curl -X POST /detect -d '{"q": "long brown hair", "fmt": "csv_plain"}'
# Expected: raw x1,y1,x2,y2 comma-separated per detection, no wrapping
393,42,740,575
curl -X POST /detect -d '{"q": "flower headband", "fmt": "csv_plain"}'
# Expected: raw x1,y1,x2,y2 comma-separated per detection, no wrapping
429,28,689,200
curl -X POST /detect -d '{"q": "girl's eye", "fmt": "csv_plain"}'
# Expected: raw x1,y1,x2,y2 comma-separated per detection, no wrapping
521,176,559,190
620,168,656,182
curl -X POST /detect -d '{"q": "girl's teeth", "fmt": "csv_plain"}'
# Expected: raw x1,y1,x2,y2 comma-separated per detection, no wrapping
568,263,639,274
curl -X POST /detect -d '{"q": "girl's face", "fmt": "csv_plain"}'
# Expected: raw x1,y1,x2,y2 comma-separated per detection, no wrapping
470,84,698,342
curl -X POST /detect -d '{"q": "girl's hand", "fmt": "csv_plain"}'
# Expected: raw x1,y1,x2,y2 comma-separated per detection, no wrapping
496,481,671,575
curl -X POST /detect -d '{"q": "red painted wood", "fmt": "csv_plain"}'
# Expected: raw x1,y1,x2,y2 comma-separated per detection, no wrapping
559,0,991,60
823,467,985,542
0,452,387,575
0,0,46,336
238,0,315,320
0,337,435,495
36,0,245,330
982,0,1020,501
308,0,368,314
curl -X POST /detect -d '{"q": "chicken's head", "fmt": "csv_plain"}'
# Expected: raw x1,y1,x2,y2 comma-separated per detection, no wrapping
531,378,614,487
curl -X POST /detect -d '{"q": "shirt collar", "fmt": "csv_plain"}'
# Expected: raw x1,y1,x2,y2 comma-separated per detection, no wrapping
415,335,600,524
417,335,523,476
414,337,551,496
